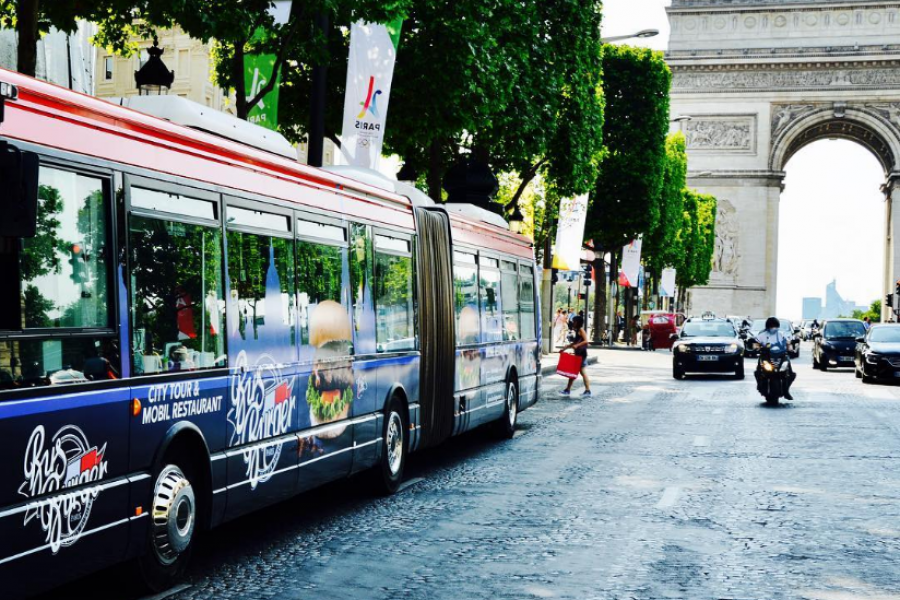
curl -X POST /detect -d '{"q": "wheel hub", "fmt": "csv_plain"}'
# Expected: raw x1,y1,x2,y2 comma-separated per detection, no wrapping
386,412,404,476
151,465,196,566
507,385,517,427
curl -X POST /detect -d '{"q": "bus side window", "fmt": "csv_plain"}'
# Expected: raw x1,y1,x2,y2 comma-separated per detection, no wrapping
129,188,225,375
0,166,120,390
373,235,415,353
226,226,296,364
479,258,503,343
296,234,352,360
519,265,536,340
453,252,479,345
500,262,520,341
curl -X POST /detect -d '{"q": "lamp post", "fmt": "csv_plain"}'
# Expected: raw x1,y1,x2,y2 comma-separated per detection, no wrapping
600,29,659,44
508,205,526,235
134,38,174,95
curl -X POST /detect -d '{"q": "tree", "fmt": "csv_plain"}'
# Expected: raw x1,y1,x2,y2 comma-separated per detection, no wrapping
94,0,410,120
851,300,881,322
0,0,141,76
643,132,687,277
478,0,605,208
585,44,671,250
674,188,717,309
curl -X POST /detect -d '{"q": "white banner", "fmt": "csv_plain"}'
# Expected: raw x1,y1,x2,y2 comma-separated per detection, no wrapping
660,268,677,297
551,194,589,271
618,238,642,288
339,20,402,169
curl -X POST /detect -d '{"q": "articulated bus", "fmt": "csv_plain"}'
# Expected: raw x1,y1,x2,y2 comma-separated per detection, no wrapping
0,70,541,597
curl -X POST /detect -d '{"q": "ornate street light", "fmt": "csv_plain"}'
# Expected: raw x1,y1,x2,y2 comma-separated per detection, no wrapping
135,38,174,95
508,205,526,235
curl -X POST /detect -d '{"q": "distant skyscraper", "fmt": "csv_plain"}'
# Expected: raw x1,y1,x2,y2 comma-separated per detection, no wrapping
802,297,822,320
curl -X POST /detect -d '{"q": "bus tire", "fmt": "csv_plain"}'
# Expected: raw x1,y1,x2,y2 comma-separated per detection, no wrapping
138,461,199,591
372,396,408,496
493,379,518,440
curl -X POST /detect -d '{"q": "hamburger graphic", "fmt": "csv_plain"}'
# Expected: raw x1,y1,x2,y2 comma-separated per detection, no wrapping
306,300,354,438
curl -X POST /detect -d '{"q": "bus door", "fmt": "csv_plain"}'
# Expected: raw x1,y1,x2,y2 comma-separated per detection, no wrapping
294,218,355,492
221,203,300,519
0,165,133,594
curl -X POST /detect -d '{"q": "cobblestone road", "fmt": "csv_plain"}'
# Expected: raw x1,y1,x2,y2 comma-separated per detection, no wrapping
47,344,900,599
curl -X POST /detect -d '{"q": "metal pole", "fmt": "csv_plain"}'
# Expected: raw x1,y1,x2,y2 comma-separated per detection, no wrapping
308,12,329,167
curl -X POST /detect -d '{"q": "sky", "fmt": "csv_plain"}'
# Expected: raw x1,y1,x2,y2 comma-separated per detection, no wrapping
602,0,884,319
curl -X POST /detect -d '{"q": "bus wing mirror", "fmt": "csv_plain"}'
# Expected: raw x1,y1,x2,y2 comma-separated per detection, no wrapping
0,142,38,237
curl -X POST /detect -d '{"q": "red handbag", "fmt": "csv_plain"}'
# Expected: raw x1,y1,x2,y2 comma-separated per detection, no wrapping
556,352,583,379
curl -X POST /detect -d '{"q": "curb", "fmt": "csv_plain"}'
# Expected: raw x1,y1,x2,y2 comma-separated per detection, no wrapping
540,355,599,378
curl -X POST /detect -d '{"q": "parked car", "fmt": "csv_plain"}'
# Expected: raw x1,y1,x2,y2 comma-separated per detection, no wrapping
855,324,900,383
812,318,867,370
640,311,686,351
672,316,745,380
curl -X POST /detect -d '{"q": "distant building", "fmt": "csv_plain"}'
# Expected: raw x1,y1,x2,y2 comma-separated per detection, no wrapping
0,23,96,94
822,280,862,319
802,297,822,320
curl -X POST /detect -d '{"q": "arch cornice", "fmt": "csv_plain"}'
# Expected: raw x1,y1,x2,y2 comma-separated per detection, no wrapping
769,104,900,173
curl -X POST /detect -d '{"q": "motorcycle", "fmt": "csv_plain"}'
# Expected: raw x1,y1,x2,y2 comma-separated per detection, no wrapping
750,342,795,406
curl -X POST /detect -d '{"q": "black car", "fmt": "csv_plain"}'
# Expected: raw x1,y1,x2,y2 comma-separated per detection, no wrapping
745,317,800,358
855,324,900,383
672,317,745,380
812,318,867,370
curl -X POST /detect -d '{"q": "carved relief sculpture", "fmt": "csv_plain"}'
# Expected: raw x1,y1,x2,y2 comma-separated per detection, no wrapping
865,103,900,129
684,119,753,151
772,104,816,136
713,199,739,278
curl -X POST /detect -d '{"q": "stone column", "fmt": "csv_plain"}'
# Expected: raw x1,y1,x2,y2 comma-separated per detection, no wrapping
687,171,785,318
883,174,900,322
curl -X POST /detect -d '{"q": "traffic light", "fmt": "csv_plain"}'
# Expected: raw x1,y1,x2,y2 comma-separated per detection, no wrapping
69,243,86,284
895,280,900,299
551,268,559,284
890,293,897,311
582,263,593,287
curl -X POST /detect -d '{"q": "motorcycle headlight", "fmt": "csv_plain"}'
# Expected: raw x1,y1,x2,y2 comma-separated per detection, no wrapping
865,353,880,365
763,361,774,372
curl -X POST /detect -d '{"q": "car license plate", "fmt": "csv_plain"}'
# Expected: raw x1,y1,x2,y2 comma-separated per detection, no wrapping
698,355,718,362
839,356,853,362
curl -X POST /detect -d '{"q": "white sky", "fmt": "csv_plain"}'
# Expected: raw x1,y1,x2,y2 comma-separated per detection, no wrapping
602,0,883,319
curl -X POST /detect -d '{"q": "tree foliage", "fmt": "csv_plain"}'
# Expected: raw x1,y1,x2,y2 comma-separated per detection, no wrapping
586,44,671,251
675,188,717,290
851,300,881,322
643,132,687,277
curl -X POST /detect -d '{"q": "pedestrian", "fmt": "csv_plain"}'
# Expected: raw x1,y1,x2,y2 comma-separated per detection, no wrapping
553,308,568,348
560,315,591,397
630,314,640,346
863,316,871,330
567,307,575,324
616,310,625,342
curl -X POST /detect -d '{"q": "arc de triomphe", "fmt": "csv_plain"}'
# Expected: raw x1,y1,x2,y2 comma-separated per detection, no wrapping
668,0,900,320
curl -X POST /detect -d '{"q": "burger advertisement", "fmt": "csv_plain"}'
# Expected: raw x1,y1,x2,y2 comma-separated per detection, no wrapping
305,300,354,439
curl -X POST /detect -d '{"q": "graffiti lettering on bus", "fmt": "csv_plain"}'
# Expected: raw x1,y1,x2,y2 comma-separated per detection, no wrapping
228,351,296,489
18,425,109,553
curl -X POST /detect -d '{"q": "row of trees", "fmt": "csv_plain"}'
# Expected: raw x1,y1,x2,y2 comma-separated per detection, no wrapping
1,1,716,339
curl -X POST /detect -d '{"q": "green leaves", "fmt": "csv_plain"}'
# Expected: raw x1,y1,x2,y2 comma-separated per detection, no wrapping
586,44,671,251
675,189,717,289
643,132,687,275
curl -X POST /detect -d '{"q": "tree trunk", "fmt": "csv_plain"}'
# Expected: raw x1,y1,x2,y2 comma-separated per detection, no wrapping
233,42,248,119
16,0,39,77
592,256,606,343
427,140,443,201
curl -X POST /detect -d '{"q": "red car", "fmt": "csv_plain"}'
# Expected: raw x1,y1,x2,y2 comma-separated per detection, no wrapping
640,311,686,350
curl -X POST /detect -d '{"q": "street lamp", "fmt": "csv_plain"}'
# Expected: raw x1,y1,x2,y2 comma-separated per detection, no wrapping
600,29,660,43
509,205,526,235
671,115,693,123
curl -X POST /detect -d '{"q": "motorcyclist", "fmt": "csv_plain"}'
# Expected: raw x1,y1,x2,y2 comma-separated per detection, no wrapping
754,316,796,400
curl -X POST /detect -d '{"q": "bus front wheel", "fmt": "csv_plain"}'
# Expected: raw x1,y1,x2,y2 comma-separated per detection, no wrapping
138,463,198,591
372,396,408,496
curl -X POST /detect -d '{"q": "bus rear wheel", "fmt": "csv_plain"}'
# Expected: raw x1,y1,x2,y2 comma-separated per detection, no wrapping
493,380,518,440
138,463,198,592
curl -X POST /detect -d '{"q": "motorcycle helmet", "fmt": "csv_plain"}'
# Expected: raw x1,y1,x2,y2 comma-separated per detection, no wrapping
765,317,780,330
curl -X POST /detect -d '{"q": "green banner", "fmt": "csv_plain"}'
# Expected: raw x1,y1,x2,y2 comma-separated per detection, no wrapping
244,39,280,130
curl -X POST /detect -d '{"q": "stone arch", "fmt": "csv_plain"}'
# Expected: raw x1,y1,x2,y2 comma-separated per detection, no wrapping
769,105,900,175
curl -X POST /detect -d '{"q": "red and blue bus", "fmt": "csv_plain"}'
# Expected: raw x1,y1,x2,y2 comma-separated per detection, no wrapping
0,70,541,597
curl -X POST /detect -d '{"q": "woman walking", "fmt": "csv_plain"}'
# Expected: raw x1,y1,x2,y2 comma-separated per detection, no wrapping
560,315,591,396
553,308,568,349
